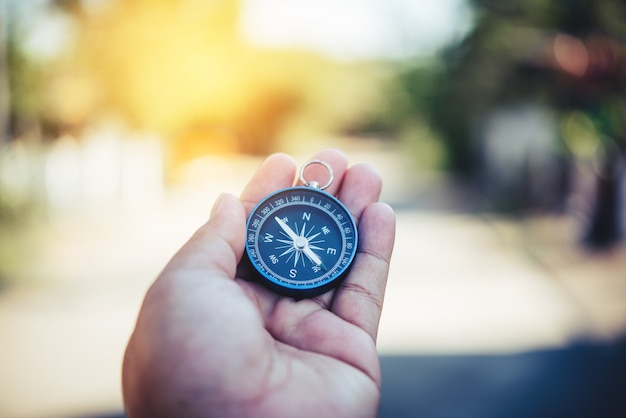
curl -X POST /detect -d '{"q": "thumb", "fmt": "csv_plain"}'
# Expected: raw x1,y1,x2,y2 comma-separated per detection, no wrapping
163,193,247,279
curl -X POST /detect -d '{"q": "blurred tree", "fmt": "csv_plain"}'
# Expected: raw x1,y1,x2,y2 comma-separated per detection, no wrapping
0,3,8,143
0,0,48,143
399,0,626,247
49,0,300,160
48,0,386,173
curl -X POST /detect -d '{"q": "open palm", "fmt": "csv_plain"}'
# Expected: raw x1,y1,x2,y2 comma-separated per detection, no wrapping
122,149,396,418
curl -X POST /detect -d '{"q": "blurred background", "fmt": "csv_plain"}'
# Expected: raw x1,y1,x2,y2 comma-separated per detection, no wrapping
0,0,625,417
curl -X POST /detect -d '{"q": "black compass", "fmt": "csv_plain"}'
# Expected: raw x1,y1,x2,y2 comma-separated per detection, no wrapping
245,160,358,298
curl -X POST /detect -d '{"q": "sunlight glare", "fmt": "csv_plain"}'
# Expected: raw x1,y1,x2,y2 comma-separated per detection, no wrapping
240,0,473,60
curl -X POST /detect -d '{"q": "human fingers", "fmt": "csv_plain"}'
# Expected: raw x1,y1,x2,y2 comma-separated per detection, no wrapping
337,163,382,223
330,202,396,342
310,163,382,308
240,153,297,214
161,193,247,279
296,148,349,196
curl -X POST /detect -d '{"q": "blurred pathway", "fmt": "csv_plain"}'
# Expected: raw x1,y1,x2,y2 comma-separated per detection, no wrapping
0,145,625,418
378,211,626,354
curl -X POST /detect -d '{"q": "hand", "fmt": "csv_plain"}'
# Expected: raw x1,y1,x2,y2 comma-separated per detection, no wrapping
122,149,396,418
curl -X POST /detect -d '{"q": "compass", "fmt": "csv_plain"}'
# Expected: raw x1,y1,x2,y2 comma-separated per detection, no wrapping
245,160,358,298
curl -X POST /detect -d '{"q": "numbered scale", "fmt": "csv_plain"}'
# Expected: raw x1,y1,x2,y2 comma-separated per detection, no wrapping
245,160,358,298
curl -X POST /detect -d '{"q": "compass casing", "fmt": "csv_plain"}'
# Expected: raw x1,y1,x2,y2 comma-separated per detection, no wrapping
245,186,358,298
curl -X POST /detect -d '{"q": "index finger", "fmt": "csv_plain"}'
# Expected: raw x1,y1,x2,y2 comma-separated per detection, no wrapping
239,153,297,214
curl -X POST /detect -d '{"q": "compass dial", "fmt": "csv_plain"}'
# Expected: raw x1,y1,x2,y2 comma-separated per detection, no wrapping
245,186,358,298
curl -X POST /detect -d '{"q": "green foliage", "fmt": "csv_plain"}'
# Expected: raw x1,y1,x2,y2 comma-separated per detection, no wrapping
411,0,626,175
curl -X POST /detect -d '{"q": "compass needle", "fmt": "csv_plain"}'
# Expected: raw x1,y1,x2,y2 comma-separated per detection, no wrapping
300,245,322,266
275,216,298,241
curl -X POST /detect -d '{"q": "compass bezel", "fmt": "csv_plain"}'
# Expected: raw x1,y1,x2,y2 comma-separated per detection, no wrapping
245,186,358,298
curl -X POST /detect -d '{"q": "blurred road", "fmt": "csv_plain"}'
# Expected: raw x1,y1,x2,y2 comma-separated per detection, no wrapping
378,338,626,418
0,144,625,418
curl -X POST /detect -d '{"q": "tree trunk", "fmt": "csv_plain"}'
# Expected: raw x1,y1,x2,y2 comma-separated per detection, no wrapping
584,149,623,248
0,3,10,144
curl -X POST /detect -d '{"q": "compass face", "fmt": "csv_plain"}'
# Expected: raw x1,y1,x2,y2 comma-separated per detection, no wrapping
245,186,358,298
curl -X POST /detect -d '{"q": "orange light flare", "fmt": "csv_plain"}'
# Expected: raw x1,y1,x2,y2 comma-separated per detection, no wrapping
553,33,589,77
551,33,626,80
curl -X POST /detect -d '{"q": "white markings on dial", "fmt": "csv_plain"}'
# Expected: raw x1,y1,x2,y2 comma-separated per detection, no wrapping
274,216,326,269
246,187,358,288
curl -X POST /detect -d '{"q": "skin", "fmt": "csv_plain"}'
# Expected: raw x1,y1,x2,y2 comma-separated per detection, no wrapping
122,148,397,418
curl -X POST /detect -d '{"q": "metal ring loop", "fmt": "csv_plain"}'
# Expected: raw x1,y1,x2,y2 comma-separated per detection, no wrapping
299,160,334,190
